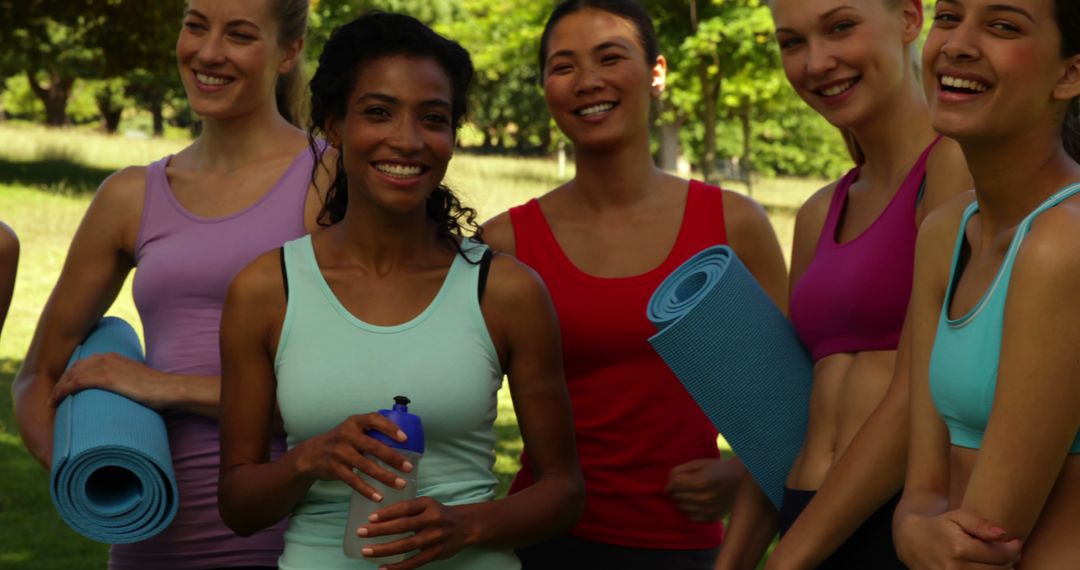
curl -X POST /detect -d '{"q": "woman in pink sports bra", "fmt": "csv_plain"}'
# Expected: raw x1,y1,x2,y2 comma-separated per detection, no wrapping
721,1,973,568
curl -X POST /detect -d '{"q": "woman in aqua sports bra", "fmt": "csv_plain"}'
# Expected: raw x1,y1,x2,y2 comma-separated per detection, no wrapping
894,0,1080,567
482,2,788,568
13,1,320,567
218,13,583,570
727,1,974,568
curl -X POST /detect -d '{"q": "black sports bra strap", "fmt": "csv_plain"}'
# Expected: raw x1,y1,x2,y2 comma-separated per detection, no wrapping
280,246,289,301
477,248,494,301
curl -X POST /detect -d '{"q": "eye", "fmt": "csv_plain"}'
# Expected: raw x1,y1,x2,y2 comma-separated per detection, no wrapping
777,36,805,50
229,31,257,42
423,113,451,128
932,12,961,26
828,20,856,34
183,21,207,33
989,20,1021,34
363,106,391,119
550,63,573,75
600,53,624,65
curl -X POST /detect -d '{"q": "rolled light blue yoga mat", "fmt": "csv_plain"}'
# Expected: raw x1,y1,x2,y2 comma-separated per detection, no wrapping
648,245,812,509
50,317,178,543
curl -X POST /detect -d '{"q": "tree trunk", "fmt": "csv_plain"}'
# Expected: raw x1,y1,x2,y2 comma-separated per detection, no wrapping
656,99,684,173
27,70,74,127
151,97,165,137
698,58,721,184
739,97,753,197
539,125,552,154
99,107,122,133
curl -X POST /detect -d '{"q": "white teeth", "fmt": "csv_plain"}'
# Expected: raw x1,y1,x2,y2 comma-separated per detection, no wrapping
578,103,615,116
821,79,855,97
941,75,989,93
196,72,230,86
375,163,423,178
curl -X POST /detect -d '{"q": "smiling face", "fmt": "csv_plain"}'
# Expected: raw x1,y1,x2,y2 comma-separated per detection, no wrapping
923,0,1080,144
772,0,921,129
176,0,300,119
541,8,665,152
326,55,455,216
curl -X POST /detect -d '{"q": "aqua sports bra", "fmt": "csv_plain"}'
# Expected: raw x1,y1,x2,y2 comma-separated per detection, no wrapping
929,183,1080,453
790,137,940,362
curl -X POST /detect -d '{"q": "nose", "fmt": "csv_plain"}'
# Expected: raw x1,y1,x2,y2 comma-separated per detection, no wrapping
940,22,979,61
806,40,838,77
387,115,424,155
196,33,227,66
574,65,604,95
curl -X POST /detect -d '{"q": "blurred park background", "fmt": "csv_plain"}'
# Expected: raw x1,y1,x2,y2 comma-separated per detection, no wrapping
0,0,857,567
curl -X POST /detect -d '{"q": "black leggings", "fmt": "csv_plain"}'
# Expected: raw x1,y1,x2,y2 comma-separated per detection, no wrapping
779,488,906,569
516,534,719,570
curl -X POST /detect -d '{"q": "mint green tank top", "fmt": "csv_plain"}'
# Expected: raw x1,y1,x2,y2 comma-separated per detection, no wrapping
930,183,1080,453
274,235,520,569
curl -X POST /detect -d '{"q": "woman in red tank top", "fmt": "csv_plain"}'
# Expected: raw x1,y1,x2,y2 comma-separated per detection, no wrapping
484,1,788,568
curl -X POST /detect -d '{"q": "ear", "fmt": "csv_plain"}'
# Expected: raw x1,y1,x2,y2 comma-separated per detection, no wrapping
324,116,342,149
899,0,924,45
278,37,304,75
1054,53,1080,102
651,54,668,97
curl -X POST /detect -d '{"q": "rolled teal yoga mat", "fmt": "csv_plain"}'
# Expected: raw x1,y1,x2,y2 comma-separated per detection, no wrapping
50,317,178,543
648,246,812,509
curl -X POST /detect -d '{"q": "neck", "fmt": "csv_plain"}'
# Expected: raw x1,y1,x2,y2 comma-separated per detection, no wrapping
334,191,445,272
570,132,670,209
190,101,302,171
964,126,1080,232
849,73,938,191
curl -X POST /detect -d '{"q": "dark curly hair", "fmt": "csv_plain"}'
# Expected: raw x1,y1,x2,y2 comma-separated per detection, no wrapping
307,11,482,250
1055,0,1080,162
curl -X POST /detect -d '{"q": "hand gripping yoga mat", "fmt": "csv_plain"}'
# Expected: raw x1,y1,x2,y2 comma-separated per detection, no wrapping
648,245,812,509
50,317,178,543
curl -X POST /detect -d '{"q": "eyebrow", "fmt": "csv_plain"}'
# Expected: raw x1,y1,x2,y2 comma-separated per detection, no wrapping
355,93,452,108
775,5,856,34
936,0,1036,23
184,8,262,30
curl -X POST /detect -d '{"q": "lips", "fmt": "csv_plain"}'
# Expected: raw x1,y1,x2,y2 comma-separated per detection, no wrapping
813,77,860,98
372,161,427,179
939,74,991,94
575,101,618,116
193,71,234,88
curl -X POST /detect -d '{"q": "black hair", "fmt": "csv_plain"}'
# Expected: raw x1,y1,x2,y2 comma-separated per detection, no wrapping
1055,0,1080,161
538,0,660,77
307,12,482,248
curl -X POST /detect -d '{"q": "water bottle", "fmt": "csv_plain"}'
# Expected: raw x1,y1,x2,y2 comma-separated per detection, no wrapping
343,396,425,562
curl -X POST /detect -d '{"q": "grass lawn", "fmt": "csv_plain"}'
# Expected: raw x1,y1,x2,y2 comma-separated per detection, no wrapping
0,123,818,568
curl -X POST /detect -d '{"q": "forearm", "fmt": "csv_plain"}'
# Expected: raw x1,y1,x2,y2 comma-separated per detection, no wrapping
13,372,57,469
716,473,778,570
770,391,908,568
158,373,222,417
456,475,584,550
219,445,315,536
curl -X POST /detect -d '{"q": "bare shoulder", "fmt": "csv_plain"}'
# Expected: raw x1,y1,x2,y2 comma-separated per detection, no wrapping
921,137,973,218
481,211,516,256
0,220,17,252
482,252,548,307
719,190,776,250
914,189,976,274
229,248,287,307
1015,196,1080,284
721,189,769,224
94,165,148,210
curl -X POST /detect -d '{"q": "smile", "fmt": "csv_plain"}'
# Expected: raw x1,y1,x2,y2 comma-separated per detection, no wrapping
195,72,232,87
815,78,858,98
940,75,990,94
373,162,426,178
576,102,617,116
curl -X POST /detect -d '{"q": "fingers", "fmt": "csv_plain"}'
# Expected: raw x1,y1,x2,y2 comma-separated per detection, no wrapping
946,509,1014,543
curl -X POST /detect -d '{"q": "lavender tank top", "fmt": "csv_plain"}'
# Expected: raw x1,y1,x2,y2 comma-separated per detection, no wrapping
114,147,313,569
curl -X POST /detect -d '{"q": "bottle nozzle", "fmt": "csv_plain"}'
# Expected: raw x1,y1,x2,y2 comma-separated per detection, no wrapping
392,395,411,411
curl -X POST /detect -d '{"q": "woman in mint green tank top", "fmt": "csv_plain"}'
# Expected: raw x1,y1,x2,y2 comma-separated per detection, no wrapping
217,13,584,570
894,1,1080,568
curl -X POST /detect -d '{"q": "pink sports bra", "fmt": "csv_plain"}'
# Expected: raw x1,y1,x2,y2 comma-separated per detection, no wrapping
789,137,940,362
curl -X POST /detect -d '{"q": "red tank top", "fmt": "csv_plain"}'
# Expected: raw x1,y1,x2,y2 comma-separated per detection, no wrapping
508,180,728,549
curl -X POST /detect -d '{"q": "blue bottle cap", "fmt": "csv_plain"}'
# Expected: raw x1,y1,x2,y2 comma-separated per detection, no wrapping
369,396,425,454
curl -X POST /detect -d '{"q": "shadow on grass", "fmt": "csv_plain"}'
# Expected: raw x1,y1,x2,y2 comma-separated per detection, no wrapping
0,158,115,195
0,358,111,568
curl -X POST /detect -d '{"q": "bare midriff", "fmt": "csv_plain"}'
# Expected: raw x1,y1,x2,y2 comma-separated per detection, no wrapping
948,449,1080,568
786,349,896,490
